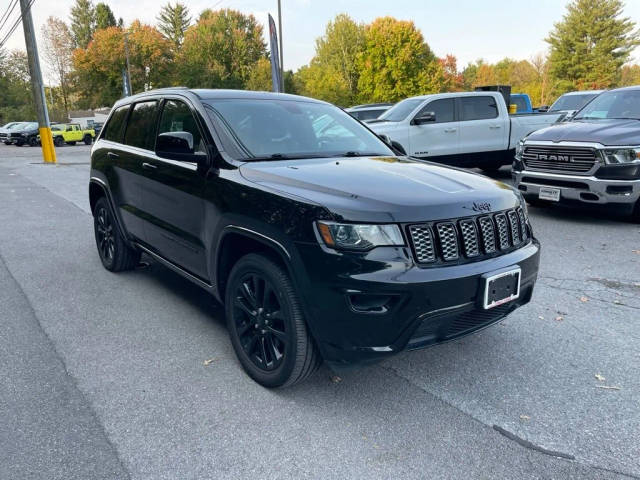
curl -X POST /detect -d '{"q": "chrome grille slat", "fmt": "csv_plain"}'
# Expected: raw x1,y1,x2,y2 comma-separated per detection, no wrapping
436,223,459,261
459,219,479,257
494,213,510,250
408,208,529,265
478,216,496,254
408,225,436,263
522,145,597,174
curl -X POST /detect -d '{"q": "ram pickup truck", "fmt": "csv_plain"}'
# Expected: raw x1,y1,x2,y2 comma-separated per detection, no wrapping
368,91,564,171
89,88,539,387
514,86,640,221
5,122,39,146
51,123,95,146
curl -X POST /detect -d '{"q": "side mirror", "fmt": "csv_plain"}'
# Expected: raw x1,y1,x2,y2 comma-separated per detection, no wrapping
411,112,435,125
378,134,391,145
156,131,210,169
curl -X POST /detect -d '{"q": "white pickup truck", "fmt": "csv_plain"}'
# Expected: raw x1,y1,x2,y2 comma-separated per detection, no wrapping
368,91,564,171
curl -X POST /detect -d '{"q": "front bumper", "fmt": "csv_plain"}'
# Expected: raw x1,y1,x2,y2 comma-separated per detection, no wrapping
514,169,640,209
295,240,540,366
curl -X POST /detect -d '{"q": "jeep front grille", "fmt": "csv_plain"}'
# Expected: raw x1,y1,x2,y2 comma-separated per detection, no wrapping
522,146,597,174
408,207,529,265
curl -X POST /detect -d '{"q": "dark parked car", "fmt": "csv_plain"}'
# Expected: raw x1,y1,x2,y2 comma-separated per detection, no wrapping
89,88,540,387
6,121,39,146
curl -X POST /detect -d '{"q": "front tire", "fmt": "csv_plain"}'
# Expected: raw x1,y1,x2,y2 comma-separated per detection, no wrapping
225,253,321,388
54,136,64,147
28,137,38,147
93,197,140,271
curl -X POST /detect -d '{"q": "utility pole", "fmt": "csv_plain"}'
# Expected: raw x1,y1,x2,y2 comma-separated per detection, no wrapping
20,0,56,163
123,32,132,95
277,0,284,92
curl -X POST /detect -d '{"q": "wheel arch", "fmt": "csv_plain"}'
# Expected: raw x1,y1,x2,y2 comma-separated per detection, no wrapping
89,178,130,244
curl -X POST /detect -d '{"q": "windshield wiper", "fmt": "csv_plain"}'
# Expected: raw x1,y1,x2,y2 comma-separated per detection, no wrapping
247,153,328,161
333,151,387,157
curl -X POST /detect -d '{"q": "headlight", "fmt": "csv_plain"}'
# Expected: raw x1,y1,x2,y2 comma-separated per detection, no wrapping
515,140,524,159
602,148,640,164
316,221,404,250
21,133,28,137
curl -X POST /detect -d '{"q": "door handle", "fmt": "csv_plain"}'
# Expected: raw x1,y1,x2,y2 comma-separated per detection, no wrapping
142,162,157,170
444,128,457,133
107,152,119,160
489,125,501,129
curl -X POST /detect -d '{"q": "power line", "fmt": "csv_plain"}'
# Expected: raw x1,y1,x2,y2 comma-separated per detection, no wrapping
0,0,19,36
0,0,34,49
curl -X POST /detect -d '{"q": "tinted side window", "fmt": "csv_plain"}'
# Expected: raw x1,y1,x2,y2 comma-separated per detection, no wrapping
123,101,159,150
511,97,527,112
417,98,455,123
461,96,498,121
157,100,205,153
103,105,130,142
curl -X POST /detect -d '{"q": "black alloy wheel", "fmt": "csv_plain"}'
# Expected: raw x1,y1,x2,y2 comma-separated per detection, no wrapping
95,203,115,267
83,134,92,145
93,196,140,271
225,254,321,388
54,136,64,147
233,272,288,372
28,136,38,147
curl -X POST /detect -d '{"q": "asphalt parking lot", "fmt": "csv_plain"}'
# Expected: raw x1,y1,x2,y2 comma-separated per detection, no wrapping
1,143,638,480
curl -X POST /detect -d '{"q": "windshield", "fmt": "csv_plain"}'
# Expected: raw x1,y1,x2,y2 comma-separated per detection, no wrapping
550,93,598,112
204,99,393,160
574,90,640,120
377,98,424,122
51,125,63,131
7,122,26,130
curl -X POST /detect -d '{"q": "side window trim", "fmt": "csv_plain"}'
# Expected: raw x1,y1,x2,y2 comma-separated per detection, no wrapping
100,104,131,143
458,95,499,122
412,98,457,124
123,100,160,152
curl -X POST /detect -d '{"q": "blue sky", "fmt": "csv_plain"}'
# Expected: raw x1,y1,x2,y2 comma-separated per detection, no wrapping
4,0,640,77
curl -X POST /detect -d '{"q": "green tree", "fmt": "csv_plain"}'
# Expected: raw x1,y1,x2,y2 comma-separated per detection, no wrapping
0,49,36,123
546,0,639,91
95,3,116,30
70,0,96,48
41,17,74,117
620,64,640,86
177,9,266,89
357,17,445,103
157,2,191,49
298,14,365,105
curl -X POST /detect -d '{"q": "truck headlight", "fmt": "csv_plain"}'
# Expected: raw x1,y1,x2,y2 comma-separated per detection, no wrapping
602,148,640,164
316,221,404,250
515,140,525,160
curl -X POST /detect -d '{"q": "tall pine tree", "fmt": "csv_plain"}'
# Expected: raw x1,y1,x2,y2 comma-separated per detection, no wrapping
70,0,96,48
546,0,639,91
95,3,117,30
157,2,191,49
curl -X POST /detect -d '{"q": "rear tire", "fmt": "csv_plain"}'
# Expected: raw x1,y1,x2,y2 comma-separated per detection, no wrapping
83,134,92,145
225,253,321,388
93,196,140,272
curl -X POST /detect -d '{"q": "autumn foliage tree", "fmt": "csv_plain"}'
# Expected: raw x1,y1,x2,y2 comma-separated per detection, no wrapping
357,17,445,103
72,22,172,108
41,17,74,116
177,9,267,89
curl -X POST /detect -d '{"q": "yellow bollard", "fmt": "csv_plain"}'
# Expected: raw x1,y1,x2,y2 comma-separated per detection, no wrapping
39,126,57,163
508,104,517,114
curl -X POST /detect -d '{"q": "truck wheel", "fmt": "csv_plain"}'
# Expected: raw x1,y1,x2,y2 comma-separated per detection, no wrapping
225,253,321,388
3,141,10,145
28,137,38,147
67,141,76,146
83,135,92,145
54,136,64,147
93,197,141,272
481,162,502,174
15,141,24,147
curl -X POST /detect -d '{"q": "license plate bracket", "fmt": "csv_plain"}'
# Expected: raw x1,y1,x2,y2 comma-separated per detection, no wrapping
539,187,560,201
482,267,521,310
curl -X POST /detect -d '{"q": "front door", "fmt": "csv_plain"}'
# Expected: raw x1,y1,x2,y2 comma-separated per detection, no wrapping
408,98,459,158
138,99,209,280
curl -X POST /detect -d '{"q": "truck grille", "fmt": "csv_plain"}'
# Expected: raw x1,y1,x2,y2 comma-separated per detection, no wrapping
522,146,598,174
408,207,529,265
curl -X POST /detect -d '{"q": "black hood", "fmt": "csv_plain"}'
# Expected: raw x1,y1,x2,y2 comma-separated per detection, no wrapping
526,119,640,146
240,156,520,223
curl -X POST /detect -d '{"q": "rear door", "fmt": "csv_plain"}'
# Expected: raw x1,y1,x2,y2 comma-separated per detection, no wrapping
138,98,209,279
99,104,146,241
457,95,507,154
408,98,459,157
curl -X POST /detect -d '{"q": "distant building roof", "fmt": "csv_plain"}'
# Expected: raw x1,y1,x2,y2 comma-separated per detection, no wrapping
68,110,95,118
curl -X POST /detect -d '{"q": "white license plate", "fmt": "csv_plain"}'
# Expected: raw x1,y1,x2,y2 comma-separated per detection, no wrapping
483,268,521,310
539,187,560,202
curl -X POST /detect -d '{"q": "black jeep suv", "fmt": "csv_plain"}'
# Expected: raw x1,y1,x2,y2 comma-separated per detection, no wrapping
89,88,540,388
